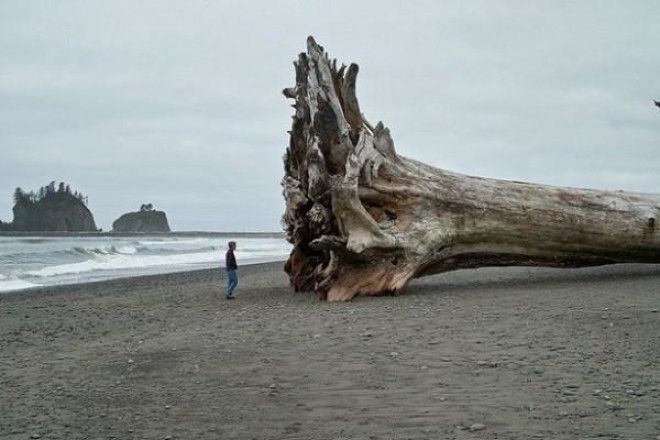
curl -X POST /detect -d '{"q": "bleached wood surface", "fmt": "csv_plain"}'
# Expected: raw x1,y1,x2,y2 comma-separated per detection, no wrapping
282,37,659,301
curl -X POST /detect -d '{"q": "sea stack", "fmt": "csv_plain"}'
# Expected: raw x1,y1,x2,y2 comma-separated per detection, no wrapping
112,204,170,233
9,182,97,232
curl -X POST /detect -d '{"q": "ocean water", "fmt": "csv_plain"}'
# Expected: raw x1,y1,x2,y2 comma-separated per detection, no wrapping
0,234,291,293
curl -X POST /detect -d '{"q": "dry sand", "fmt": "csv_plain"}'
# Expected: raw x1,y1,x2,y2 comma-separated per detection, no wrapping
1,262,659,439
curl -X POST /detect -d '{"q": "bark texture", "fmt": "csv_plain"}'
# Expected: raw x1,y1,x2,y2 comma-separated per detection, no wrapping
282,37,660,301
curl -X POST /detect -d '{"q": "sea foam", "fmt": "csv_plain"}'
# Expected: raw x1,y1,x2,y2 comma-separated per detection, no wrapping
25,250,221,278
0,234,291,293
0,278,39,292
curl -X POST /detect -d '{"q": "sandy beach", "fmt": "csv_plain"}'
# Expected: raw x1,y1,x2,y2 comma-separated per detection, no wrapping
1,262,659,439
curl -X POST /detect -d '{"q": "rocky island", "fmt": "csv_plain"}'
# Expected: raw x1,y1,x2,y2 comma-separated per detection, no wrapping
1,182,97,232
112,204,170,232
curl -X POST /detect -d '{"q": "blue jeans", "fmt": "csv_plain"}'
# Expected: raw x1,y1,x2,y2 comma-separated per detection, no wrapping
226,269,238,297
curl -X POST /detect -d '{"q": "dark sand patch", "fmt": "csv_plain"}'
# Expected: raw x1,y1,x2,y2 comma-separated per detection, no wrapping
1,262,659,439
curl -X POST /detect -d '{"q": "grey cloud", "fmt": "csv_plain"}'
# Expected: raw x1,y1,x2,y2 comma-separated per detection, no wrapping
1,0,658,230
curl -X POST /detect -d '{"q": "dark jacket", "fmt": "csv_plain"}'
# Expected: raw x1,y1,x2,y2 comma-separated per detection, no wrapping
225,249,237,270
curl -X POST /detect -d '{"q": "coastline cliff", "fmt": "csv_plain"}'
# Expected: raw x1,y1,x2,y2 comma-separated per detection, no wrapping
6,183,97,232
112,205,170,232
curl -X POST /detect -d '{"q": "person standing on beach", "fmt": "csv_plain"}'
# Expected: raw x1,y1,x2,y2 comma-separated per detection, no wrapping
225,241,238,299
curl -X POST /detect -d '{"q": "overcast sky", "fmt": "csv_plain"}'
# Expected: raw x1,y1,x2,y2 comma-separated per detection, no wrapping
1,1,658,231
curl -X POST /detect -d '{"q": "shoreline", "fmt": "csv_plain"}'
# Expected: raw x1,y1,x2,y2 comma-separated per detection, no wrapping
1,260,285,300
0,233,290,295
3,260,659,300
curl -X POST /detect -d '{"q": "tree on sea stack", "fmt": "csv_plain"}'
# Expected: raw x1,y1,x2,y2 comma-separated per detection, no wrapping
281,37,660,302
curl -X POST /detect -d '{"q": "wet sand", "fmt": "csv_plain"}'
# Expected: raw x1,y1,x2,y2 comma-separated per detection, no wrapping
1,262,659,439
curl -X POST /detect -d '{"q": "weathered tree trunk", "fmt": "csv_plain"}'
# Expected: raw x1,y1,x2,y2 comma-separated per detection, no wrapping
282,37,660,301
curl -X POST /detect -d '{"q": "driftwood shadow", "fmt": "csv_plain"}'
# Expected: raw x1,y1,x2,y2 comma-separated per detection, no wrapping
402,263,660,298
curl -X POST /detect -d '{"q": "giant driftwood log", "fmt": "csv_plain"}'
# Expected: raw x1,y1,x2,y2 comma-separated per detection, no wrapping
282,37,660,301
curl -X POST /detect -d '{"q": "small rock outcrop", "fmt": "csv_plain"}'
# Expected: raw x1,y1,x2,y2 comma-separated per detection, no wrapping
112,205,170,232
10,182,97,232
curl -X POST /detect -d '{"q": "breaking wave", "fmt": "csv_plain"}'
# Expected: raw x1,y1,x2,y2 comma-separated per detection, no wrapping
0,234,291,293
72,245,138,255
0,278,39,292
26,250,221,278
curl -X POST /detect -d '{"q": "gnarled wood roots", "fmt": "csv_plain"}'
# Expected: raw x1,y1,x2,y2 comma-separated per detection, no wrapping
282,37,660,301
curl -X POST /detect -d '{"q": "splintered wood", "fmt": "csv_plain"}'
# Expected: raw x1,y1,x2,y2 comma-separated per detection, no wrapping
282,37,660,301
